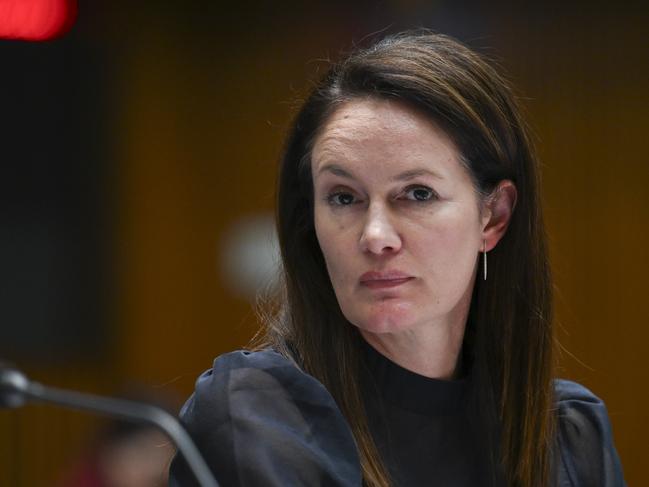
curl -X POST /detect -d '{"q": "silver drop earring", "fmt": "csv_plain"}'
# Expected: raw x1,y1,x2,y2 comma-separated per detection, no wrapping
482,240,487,281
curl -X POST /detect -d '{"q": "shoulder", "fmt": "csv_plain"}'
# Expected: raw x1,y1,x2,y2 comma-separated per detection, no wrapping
181,349,338,427
171,349,361,486
554,379,613,439
188,348,305,403
554,379,617,448
554,379,626,487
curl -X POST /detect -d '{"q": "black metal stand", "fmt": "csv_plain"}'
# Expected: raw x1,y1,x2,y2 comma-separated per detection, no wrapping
0,366,218,487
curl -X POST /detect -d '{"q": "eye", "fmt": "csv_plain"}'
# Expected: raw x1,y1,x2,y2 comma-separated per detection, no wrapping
402,185,436,202
327,191,357,206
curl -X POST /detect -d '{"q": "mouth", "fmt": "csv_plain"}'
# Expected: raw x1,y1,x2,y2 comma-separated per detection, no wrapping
359,271,414,289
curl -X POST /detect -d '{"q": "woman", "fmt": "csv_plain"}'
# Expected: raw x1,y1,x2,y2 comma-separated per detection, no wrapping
169,31,625,487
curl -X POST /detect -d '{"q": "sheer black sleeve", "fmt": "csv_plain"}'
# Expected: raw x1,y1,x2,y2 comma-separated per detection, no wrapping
168,350,362,487
555,379,626,487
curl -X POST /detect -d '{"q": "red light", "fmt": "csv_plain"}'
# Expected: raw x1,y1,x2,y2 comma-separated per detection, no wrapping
0,0,77,41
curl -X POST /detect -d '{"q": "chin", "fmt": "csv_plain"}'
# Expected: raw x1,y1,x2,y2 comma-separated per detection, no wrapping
349,301,416,335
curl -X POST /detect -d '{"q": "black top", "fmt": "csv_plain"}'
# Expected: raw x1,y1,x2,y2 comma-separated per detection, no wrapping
169,345,626,486
359,341,490,486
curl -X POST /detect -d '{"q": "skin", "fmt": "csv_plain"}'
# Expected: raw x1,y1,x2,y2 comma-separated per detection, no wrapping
98,429,173,487
312,98,516,379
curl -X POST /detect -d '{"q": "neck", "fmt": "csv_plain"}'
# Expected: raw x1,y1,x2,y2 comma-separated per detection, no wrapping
359,318,466,380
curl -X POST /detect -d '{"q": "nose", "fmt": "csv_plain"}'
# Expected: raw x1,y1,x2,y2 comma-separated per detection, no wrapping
359,203,402,255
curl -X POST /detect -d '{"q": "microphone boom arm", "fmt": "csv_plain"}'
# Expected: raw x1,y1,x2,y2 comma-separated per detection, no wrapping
0,367,218,487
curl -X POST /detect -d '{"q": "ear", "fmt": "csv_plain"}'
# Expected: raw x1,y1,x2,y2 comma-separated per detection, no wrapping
481,180,517,252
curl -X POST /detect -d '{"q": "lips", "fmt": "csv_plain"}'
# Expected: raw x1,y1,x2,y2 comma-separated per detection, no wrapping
359,270,414,289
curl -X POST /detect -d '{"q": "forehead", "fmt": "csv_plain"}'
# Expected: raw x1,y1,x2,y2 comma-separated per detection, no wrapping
321,97,426,134
311,98,462,175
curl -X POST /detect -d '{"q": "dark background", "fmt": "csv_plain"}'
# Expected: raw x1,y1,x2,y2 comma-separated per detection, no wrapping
1,1,647,485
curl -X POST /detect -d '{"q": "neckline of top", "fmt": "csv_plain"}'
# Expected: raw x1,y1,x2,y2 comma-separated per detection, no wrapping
359,338,469,415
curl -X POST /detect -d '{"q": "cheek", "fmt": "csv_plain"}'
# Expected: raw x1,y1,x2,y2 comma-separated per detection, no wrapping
314,210,353,286
417,207,481,278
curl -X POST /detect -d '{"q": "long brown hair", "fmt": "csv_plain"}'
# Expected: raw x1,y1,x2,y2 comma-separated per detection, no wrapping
254,31,555,487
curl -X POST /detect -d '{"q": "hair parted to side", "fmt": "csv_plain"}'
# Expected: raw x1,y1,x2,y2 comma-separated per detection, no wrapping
252,30,555,487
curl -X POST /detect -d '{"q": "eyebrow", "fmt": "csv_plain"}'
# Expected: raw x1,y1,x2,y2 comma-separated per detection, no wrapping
393,168,443,181
317,163,354,178
317,163,443,181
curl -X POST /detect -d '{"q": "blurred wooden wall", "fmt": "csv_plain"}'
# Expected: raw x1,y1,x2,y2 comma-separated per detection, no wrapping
495,7,648,482
0,2,646,486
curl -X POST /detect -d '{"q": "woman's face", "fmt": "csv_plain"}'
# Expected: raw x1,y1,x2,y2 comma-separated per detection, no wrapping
312,98,489,337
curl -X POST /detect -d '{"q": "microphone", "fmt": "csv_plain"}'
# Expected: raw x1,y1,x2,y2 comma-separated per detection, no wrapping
0,363,218,487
